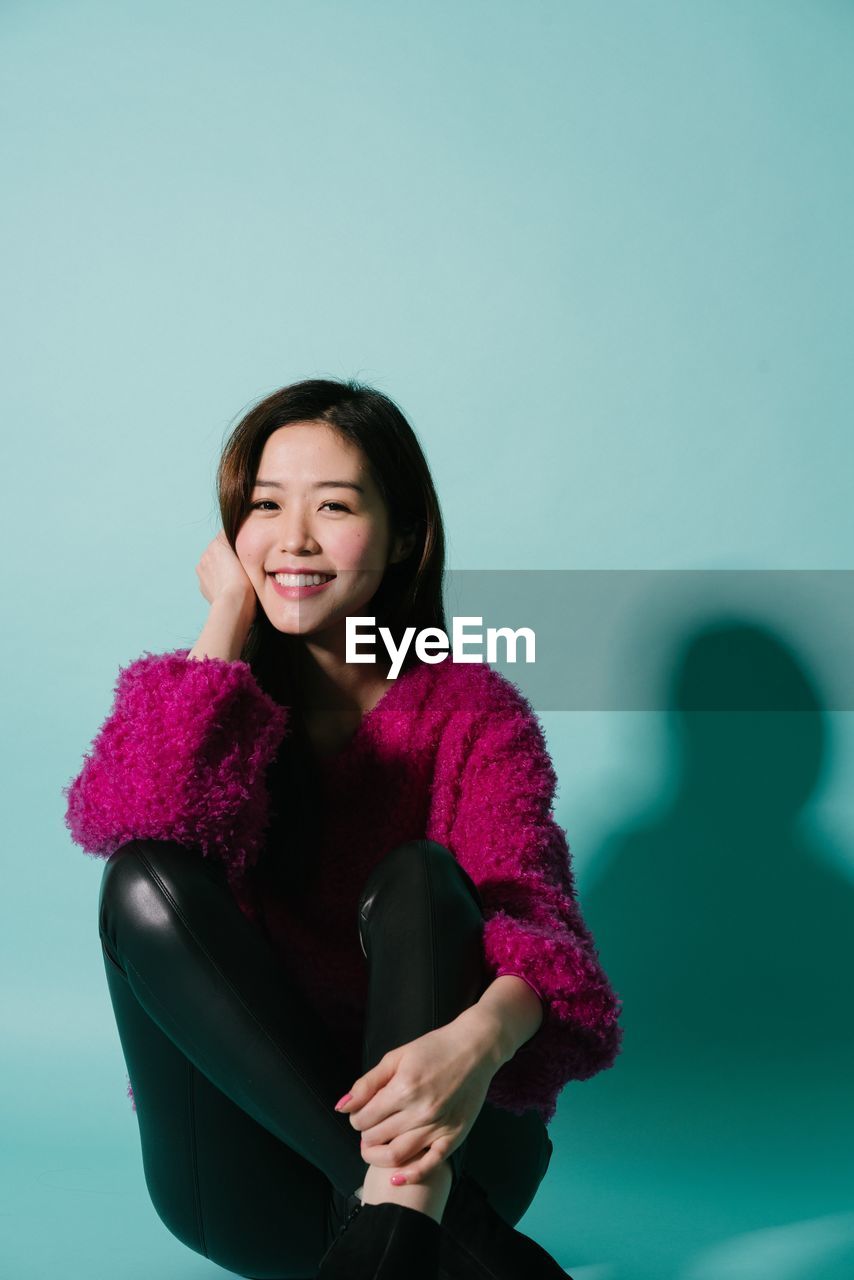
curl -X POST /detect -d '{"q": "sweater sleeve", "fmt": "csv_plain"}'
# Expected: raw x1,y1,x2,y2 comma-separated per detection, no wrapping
61,648,289,883
446,688,623,1121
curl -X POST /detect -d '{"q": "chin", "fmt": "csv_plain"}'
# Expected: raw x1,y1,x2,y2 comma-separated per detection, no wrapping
264,615,310,636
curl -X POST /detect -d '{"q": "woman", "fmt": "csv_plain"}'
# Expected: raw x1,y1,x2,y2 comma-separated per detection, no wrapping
62,378,623,1279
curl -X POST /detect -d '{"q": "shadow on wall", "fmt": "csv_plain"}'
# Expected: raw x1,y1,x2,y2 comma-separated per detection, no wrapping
558,621,854,1280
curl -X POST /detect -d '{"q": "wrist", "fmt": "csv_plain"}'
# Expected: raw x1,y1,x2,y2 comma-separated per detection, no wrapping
188,592,256,663
214,589,256,623
457,975,545,1071
453,1004,509,1073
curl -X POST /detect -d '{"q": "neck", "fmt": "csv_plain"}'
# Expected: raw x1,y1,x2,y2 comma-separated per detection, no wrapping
293,636,394,718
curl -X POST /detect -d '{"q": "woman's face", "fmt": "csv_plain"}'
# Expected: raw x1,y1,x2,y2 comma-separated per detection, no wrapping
235,420,411,641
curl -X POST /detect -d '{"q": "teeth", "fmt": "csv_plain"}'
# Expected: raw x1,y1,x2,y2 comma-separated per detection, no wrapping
273,573,333,587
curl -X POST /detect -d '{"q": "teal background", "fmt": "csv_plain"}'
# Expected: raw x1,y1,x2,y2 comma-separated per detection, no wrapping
3,1,853,1276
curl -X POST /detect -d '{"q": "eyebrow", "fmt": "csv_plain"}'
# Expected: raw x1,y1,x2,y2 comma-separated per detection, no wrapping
253,479,365,494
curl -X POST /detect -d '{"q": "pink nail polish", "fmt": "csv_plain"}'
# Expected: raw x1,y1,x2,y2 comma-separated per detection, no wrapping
334,1093,353,1110
390,1174,407,1186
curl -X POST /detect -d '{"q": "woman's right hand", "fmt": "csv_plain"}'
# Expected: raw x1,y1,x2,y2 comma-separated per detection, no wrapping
195,531,257,621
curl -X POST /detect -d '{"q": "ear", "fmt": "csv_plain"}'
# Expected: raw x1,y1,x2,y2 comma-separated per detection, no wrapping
389,526,417,566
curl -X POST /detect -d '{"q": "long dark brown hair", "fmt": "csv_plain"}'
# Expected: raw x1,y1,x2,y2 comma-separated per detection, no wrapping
216,377,448,892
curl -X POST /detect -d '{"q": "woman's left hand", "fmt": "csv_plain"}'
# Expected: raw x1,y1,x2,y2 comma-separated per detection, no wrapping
335,1013,498,1184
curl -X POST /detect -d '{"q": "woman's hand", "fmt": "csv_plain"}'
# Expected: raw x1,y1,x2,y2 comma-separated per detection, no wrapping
196,530,257,620
336,1014,499,1184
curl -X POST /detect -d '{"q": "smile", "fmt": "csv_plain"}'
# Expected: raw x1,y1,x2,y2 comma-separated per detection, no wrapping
268,572,336,599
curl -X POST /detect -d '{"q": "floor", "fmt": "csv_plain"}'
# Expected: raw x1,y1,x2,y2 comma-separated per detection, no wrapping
5,1039,852,1279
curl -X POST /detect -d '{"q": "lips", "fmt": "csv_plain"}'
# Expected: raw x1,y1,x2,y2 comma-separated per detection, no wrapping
268,572,336,600
267,570,336,578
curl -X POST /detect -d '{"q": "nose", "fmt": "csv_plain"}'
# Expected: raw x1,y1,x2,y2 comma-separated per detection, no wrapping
278,504,320,555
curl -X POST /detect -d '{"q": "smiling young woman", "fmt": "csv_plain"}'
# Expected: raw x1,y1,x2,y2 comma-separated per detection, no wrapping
62,377,623,1280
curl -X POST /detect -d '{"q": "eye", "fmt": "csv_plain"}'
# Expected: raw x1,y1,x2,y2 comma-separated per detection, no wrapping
248,500,351,513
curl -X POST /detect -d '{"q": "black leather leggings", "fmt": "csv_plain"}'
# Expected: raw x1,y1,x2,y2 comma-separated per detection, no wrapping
97,837,553,1279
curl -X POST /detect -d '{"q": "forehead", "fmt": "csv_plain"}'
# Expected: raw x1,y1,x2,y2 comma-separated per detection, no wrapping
261,420,360,463
255,422,376,493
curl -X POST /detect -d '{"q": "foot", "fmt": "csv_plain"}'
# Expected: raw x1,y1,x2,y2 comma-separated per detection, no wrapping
360,1157,454,1225
318,1200,442,1279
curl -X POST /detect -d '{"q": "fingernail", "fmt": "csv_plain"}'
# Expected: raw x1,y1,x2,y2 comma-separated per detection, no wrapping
390,1174,407,1186
334,1093,353,1111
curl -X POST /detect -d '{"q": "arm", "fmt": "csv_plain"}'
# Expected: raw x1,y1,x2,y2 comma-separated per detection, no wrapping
61,640,288,883
439,681,624,1120
187,591,255,662
457,974,545,1072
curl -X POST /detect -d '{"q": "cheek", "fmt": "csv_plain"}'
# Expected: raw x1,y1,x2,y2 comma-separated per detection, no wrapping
336,527,386,567
235,526,263,568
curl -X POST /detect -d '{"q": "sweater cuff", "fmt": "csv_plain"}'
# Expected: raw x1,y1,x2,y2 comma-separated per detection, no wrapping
493,968,545,1005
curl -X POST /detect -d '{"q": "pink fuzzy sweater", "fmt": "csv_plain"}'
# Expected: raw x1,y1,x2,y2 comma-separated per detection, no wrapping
62,649,623,1124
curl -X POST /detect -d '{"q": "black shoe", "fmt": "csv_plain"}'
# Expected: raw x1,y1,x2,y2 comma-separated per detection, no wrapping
317,1196,442,1279
318,1140,469,1278
438,1173,572,1279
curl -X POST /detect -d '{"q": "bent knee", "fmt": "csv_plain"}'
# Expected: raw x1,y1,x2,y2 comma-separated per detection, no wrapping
97,839,203,946
358,838,449,904
382,837,454,872
358,838,483,914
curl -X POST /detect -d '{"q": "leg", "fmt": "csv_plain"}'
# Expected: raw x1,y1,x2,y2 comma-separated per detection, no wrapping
316,838,557,1280
99,836,552,1275
356,839,552,1225
463,1104,554,1226
102,949,333,1278
98,838,368,1276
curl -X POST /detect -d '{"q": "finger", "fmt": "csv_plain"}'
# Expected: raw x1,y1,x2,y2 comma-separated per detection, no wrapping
336,1057,397,1128
347,1088,401,1135
359,1109,425,1149
390,1139,454,1186
360,1136,426,1170
361,1124,435,1170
